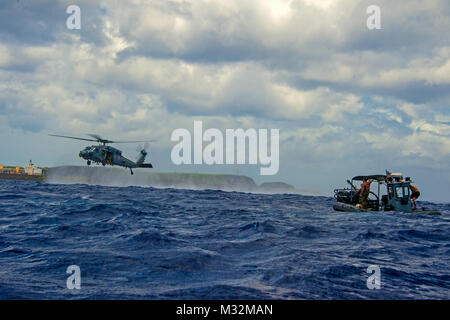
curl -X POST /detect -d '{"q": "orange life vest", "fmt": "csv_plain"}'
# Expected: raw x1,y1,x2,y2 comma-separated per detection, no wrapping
360,181,371,196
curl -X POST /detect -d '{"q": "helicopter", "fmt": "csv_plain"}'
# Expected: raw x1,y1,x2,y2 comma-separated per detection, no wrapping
49,134,155,175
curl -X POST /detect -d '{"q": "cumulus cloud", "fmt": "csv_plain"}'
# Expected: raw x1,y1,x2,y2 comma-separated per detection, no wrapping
0,0,449,199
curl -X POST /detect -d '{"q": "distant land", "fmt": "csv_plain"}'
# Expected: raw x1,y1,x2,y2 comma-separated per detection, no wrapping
40,166,299,194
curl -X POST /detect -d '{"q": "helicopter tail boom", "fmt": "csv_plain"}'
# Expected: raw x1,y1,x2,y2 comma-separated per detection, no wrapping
138,163,153,168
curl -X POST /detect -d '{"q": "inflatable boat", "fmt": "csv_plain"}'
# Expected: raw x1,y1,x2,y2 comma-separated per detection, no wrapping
333,174,441,215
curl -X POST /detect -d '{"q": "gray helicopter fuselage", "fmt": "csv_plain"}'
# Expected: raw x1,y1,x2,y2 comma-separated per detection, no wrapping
49,133,153,174
79,145,137,168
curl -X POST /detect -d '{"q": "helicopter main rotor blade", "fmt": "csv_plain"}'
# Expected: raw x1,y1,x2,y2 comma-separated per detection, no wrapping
48,134,98,142
111,139,158,144
86,134,104,140
51,133,158,144
86,134,112,143
87,134,157,144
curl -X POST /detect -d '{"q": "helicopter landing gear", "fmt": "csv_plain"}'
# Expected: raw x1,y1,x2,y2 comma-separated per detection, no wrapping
130,168,134,175
87,160,91,166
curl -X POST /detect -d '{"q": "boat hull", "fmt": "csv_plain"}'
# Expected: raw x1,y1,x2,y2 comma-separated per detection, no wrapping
411,209,441,216
333,202,365,212
333,202,441,215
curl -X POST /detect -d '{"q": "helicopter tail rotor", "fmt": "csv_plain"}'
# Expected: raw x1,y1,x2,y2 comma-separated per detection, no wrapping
136,142,150,154
136,142,152,168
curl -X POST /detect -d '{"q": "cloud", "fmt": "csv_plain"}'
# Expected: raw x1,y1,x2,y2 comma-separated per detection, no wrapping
0,0,449,199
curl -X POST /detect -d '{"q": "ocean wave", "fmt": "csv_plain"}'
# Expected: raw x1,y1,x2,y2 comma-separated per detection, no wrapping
0,179,448,299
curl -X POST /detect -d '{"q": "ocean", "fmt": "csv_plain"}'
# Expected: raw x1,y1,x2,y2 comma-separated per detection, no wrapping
0,180,449,299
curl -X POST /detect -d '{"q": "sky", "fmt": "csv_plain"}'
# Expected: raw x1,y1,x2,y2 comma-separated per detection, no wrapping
0,0,449,201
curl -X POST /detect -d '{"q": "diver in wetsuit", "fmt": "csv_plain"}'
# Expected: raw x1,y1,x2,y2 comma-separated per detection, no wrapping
359,178,373,209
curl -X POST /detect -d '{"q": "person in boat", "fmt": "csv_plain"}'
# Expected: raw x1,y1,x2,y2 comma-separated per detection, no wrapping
409,181,420,210
353,187,361,204
359,178,373,209
347,180,360,203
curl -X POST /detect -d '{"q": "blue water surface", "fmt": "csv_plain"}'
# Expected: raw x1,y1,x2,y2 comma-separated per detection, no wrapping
0,180,449,299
